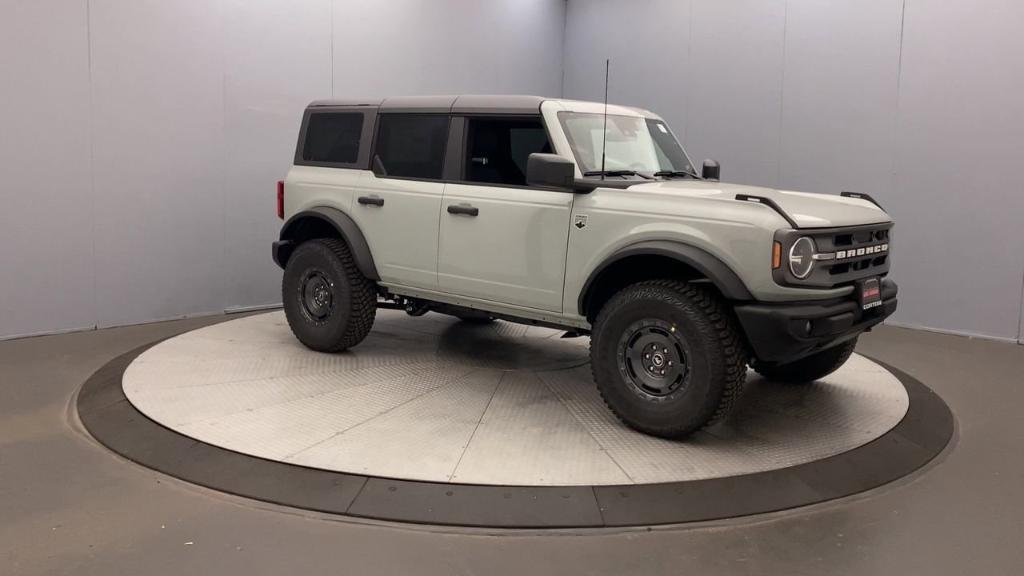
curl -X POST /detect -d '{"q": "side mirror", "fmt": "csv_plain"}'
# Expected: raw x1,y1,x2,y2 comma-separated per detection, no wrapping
701,159,720,181
527,153,576,190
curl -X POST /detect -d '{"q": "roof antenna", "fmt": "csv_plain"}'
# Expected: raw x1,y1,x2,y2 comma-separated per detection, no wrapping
600,58,609,181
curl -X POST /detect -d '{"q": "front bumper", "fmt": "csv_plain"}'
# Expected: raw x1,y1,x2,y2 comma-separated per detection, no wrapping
734,278,897,363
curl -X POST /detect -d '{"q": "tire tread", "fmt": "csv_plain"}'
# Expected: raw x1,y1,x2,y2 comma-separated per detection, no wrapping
283,238,376,352
590,280,748,437
320,238,376,351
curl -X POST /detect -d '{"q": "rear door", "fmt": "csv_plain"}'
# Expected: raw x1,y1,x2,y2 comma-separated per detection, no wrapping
437,116,573,312
352,113,449,289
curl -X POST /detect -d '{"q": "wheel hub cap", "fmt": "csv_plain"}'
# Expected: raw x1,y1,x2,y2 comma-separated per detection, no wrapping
618,321,690,397
301,272,334,320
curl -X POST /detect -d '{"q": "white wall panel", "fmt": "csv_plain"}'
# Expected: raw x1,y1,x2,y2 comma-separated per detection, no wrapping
332,0,565,98
1,0,566,339
8,0,1016,341
89,0,228,327
221,0,333,310
0,0,94,338
563,0,691,137
890,0,1024,340
562,0,1024,341
684,0,787,186
777,0,903,196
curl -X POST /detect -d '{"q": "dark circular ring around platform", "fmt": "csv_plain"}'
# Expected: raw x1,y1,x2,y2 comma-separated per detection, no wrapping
77,338,954,529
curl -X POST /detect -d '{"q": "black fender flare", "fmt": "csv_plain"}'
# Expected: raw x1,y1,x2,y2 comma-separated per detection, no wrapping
578,240,753,315
276,207,379,280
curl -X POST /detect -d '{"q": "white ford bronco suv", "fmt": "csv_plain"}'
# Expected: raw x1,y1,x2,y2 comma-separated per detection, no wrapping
273,95,897,438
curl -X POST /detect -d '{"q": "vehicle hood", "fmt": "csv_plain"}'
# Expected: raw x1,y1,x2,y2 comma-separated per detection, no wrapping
624,180,891,229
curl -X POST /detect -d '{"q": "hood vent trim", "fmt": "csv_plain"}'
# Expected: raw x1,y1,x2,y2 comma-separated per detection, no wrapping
735,194,800,229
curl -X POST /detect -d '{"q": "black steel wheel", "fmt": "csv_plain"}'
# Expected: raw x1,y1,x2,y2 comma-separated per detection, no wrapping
618,320,691,397
299,270,334,321
590,280,748,438
282,238,376,352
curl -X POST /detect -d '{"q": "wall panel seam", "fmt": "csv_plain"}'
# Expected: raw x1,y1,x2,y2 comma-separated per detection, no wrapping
682,0,694,149
220,0,229,320
86,0,99,333
892,0,907,186
559,0,569,98
774,0,789,188
330,0,335,97
1017,266,1024,343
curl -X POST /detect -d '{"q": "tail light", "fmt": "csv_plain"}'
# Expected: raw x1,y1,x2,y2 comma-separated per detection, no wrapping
276,180,284,219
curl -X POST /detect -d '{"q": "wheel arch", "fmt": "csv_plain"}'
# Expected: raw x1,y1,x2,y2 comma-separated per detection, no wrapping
578,240,753,320
276,207,379,280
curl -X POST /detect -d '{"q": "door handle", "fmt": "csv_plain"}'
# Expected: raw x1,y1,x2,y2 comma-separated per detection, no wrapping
358,195,384,207
447,204,479,217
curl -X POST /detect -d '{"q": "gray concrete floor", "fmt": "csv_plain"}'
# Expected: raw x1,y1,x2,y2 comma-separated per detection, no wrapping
1,314,1022,575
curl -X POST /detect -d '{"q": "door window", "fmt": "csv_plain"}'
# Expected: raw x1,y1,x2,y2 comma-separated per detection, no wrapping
373,114,449,179
464,117,551,186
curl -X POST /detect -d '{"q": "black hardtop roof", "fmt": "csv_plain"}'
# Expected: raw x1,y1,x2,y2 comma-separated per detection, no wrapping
307,94,549,114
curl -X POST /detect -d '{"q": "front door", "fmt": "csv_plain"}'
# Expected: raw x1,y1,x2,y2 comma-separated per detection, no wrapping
438,116,573,312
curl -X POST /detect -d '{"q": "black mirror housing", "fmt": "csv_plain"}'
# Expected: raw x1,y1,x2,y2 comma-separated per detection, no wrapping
701,159,720,181
527,153,576,190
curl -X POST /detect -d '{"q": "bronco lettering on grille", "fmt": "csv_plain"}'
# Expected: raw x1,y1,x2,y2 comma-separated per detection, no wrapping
834,243,888,260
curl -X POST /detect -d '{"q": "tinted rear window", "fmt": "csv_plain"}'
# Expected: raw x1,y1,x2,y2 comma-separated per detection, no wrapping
373,114,449,180
302,112,363,164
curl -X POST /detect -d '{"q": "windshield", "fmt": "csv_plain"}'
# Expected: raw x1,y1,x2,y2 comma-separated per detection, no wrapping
557,112,694,176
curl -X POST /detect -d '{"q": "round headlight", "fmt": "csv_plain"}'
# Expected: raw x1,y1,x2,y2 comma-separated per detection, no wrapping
789,237,816,279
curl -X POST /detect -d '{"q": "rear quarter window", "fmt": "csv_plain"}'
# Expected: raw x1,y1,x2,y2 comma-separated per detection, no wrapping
300,112,364,164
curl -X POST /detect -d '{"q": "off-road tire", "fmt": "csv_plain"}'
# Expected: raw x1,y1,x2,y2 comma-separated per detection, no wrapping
282,238,376,352
590,280,748,439
754,338,857,384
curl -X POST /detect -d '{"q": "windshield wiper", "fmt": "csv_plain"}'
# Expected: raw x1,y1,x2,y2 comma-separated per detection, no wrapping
653,169,702,180
582,170,653,179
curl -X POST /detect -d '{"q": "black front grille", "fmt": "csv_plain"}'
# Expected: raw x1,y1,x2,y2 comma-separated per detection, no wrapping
833,227,888,247
821,226,890,282
829,255,888,276
774,223,892,288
